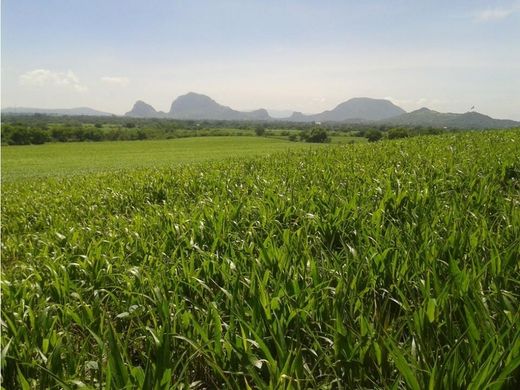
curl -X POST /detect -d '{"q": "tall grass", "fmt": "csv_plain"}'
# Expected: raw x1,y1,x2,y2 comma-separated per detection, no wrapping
2,131,519,388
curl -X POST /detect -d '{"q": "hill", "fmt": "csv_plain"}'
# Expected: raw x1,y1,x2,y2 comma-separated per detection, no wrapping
285,97,406,122
125,100,167,118
1,106,113,116
124,93,271,120
168,92,271,121
384,107,520,129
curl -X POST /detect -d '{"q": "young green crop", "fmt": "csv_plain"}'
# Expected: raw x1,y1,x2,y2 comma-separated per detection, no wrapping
1,136,324,182
1,131,519,388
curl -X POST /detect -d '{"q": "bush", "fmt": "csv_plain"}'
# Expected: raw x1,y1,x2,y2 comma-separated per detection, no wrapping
388,127,410,140
366,129,383,142
30,129,50,144
301,128,330,143
255,126,266,136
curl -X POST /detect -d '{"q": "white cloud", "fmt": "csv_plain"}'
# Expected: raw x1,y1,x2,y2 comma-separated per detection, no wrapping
473,6,517,22
19,69,88,92
100,76,129,86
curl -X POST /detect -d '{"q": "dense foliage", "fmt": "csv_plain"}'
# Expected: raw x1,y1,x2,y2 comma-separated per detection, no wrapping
299,128,331,143
2,131,519,388
1,113,458,146
0,121,253,145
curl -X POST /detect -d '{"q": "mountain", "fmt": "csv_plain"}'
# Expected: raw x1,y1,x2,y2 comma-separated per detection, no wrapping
318,97,406,121
168,92,271,121
125,100,166,118
1,106,113,116
245,108,271,121
383,107,520,129
124,94,405,122
287,112,310,122
284,98,406,122
267,109,294,118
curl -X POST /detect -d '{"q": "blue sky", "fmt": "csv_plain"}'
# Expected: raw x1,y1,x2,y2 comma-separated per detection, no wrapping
2,0,519,119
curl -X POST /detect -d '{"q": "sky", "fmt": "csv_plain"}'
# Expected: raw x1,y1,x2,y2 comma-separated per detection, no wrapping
2,0,520,119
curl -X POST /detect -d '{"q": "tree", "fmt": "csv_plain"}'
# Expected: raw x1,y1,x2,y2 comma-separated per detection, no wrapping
387,127,409,140
30,128,50,144
255,125,266,136
366,129,383,142
301,128,330,143
136,130,148,140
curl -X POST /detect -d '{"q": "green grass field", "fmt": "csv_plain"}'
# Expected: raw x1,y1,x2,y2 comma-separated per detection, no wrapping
2,131,519,388
1,136,322,181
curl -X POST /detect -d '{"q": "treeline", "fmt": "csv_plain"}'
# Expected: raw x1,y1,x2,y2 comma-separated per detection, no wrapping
1,113,458,146
0,122,256,145
0,115,361,145
356,126,446,142
1,123,147,144
1,113,380,132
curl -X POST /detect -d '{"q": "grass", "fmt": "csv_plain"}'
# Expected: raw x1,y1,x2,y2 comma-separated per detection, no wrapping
328,135,367,144
1,130,520,388
1,136,322,181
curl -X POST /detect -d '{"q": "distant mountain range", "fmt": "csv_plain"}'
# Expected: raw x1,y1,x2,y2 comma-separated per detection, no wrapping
125,92,270,121
3,93,519,129
383,107,520,129
125,93,405,122
1,106,112,116
124,93,519,128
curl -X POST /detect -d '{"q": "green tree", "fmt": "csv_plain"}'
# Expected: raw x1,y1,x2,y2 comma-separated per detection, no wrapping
302,128,330,143
388,127,409,139
366,129,383,142
30,128,50,144
255,126,266,136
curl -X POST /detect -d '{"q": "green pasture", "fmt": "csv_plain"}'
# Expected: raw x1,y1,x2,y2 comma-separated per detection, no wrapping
1,136,321,181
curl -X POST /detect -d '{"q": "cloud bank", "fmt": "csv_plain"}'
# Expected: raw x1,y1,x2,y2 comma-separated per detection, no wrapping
19,69,87,92
473,4,518,22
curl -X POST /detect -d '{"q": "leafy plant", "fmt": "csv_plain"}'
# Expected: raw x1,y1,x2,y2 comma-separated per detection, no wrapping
2,130,519,388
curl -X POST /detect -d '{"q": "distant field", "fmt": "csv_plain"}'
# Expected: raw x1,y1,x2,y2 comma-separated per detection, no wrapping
1,136,323,181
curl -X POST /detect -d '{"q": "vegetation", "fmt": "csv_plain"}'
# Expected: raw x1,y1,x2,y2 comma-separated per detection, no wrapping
0,120,251,145
255,125,266,137
366,129,383,143
1,137,324,182
2,131,520,388
299,128,331,143
0,113,468,146
387,127,410,140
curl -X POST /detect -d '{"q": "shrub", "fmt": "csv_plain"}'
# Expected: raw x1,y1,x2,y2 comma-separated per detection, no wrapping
302,128,330,143
366,129,383,142
388,127,410,139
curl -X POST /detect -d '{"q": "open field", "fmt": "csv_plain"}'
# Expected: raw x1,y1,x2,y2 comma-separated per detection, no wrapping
2,131,520,388
1,136,325,181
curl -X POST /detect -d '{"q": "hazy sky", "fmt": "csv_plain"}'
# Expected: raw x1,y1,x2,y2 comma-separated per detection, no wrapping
2,0,520,119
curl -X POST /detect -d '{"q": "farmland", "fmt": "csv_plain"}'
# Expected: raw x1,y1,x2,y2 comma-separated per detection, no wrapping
1,131,520,388
1,136,327,182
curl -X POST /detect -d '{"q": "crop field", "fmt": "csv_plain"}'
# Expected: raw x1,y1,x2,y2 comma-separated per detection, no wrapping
1,136,324,182
1,131,520,388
